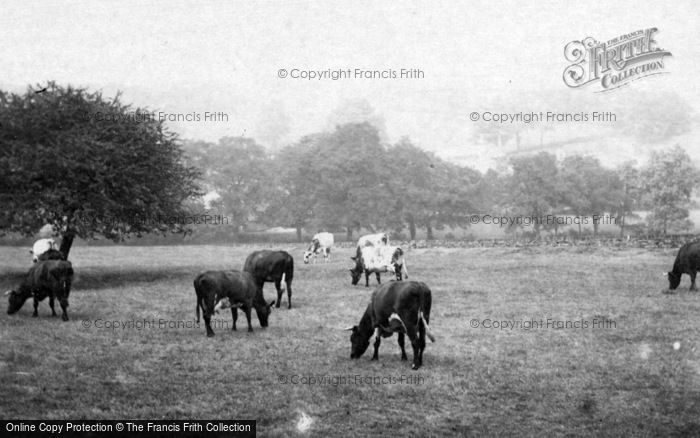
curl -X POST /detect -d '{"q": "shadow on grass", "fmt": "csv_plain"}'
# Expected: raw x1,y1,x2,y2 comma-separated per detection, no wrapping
0,266,202,291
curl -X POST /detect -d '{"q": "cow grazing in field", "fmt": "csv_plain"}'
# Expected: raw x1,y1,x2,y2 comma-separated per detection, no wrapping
6,260,74,321
244,250,295,308
667,241,700,291
350,245,408,287
346,281,435,370
357,232,389,248
30,238,56,263
194,270,275,337
303,232,334,264
37,248,65,262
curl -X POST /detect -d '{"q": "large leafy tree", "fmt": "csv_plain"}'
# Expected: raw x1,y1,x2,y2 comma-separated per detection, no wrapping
505,152,561,236
0,82,201,257
558,155,622,236
185,137,273,233
640,145,699,235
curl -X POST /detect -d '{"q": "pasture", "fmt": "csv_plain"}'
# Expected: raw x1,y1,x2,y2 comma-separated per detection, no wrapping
1,244,699,436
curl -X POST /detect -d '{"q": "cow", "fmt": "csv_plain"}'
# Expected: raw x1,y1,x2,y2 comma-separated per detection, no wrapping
244,250,294,308
350,245,408,287
37,248,65,262
194,270,275,337
6,260,74,321
667,241,700,291
30,238,56,263
346,281,435,370
357,232,389,248
303,232,334,264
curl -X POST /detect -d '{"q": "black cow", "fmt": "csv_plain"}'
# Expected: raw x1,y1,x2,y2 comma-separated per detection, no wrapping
6,260,74,321
37,248,65,262
346,281,435,370
194,270,275,337
243,250,294,309
668,241,700,291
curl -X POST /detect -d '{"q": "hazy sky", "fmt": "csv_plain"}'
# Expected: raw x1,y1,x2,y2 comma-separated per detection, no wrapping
2,0,698,163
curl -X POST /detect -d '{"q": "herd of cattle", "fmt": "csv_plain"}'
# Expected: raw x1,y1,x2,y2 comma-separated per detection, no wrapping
6,234,700,369
4,232,433,369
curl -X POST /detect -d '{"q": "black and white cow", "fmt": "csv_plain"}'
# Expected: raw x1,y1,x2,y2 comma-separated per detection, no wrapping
303,232,334,264
194,270,275,337
667,241,700,291
244,250,295,308
346,281,435,370
6,260,74,321
350,245,408,287
30,238,57,263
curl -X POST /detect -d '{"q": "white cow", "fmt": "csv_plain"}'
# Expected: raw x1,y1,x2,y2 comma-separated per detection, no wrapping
303,232,334,264
350,245,408,287
357,232,389,248
30,238,56,263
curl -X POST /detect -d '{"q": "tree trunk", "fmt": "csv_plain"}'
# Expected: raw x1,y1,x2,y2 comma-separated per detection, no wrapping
346,227,353,241
426,221,434,240
408,215,416,240
59,230,75,260
296,226,303,242
619,214,625,237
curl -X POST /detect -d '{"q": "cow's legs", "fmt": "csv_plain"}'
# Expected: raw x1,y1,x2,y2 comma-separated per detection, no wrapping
32,297,39,317
411,324,426,370
375,272,381,285
58,297,69,321
243,306,254,332
398,333,408,360
274,280,283,308
285,278,293,309
230,307,238,331
691,272,698,291
49,295,57,317
203,315,215,337
365,271,370,287
372,328,381,360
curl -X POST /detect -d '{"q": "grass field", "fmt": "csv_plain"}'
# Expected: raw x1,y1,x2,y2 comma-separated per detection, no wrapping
1,244,700,436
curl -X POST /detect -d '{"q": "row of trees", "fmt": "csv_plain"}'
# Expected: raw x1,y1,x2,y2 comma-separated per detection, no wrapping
1,83,699,256
186,128,699,241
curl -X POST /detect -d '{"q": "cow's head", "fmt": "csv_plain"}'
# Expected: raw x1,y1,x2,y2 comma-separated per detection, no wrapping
254,300,276,327
349,268,362,285
5,288,31,315
347,325,370,358
303,251,313,264
668,271,681,290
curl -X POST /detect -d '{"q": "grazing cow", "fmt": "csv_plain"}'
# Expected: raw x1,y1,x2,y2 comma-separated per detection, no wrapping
357,232,389,248
30,238,56,263
346,281,435,370
303,232,334,264
194,270,275,337
6,260,74,321
37,248,65,262
244,250,294,308
350,245,408,287
667,241,700,291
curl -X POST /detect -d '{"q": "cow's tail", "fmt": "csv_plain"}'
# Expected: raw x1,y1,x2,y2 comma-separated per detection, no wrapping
418,285,435,343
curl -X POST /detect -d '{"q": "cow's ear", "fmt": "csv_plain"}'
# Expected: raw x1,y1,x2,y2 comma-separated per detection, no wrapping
268,300,276,308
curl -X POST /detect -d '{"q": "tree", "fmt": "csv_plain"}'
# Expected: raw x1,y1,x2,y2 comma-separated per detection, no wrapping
611,161,642,237
505,152,561,237
558,155,622,236
640,145,699,235
186,137,273,233
0,82,201,258
387,138,482,239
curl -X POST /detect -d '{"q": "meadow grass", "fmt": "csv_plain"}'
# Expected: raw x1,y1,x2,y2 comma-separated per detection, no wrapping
1,244,699,436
